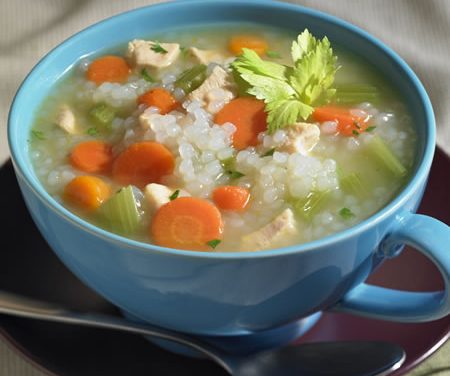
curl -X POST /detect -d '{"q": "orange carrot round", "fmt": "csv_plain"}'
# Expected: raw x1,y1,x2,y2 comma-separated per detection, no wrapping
212,186,250,211
63,176,111,211
150,197,223,251
313,106,371,136
69,141,113,174
215,97,267,150
228,35,268,56
86,56,130,85
137,88,178,115
112,141,175,187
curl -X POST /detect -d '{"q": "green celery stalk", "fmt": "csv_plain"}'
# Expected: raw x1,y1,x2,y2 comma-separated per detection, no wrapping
367,135,407,177
89,103,116,131
175,64,207,94
292,190,331,221
335,84,380,105
99,186,141,235
337,168,366,198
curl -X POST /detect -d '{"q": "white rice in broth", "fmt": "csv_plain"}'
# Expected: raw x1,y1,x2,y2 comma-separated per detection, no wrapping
29,24,416,252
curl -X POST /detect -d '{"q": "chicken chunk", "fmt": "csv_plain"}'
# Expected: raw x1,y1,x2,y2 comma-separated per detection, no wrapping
55,105,81,134
188,65,236,110
127,39,180,69
144,183,190,212
241,208,298,250
279,122,320,155
188,47,226,65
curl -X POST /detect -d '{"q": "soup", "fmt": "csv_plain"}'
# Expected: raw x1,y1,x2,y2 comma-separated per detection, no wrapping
29,25,416,252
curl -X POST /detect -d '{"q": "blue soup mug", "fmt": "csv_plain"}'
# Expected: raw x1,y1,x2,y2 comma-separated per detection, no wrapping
7,0,450,352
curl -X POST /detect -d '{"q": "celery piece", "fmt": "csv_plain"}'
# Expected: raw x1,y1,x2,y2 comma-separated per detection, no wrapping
89,103,116,130
175,64,207,94
339,171,366,198
367,135,407,177
292,190,330,221
335,84,380,105
99,186,141,235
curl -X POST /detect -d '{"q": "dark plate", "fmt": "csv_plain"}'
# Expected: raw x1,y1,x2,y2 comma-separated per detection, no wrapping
1,148,449,376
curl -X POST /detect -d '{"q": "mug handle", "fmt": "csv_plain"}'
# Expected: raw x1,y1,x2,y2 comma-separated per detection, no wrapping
334,211,450,322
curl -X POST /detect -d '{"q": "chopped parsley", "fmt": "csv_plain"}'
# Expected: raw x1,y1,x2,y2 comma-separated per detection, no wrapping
86,127,98,136
219,157,244,179
220,157,235,171
352,130,360,137
31,130,45,140
366,126,376,132
150,42,168,54
232,29,338,133
262,148,276,157
339,207,355,220
206,239,221,249
141,68,155,82
169,189,180,201
227,170,245,179
266,50,281,59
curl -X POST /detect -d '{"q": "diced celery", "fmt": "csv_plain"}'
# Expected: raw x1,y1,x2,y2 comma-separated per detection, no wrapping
335,84,380,105
175,64,207,94
338,170,366,198
89,103,116,130
367,135,407,177
292,190,330,221
99,186,141,235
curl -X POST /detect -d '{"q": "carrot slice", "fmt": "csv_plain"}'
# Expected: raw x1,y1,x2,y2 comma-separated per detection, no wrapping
63,176,111,211
69,141,113,174
312,106,371,136
137,88,178,115
215,97,267,150
228,35,268,56
212,186,250,211
86,56,130,85
112,141,175,187
151,197,223,251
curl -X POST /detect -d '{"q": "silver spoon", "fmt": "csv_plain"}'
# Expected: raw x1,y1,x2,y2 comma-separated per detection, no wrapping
0,290,405,376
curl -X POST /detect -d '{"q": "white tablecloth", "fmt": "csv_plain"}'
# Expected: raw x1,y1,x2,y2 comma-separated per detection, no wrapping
1,1,449,375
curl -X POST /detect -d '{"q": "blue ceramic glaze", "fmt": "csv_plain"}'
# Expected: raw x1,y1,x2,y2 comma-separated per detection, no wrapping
8,0,450,345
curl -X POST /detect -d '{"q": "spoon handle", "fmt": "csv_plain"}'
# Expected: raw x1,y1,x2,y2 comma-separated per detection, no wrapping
0,290,231,373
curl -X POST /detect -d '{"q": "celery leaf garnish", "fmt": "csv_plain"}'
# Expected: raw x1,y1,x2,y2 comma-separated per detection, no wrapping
232,29,338,133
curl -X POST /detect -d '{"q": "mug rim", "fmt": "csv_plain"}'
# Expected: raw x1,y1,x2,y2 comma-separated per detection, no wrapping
7,0,436,260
